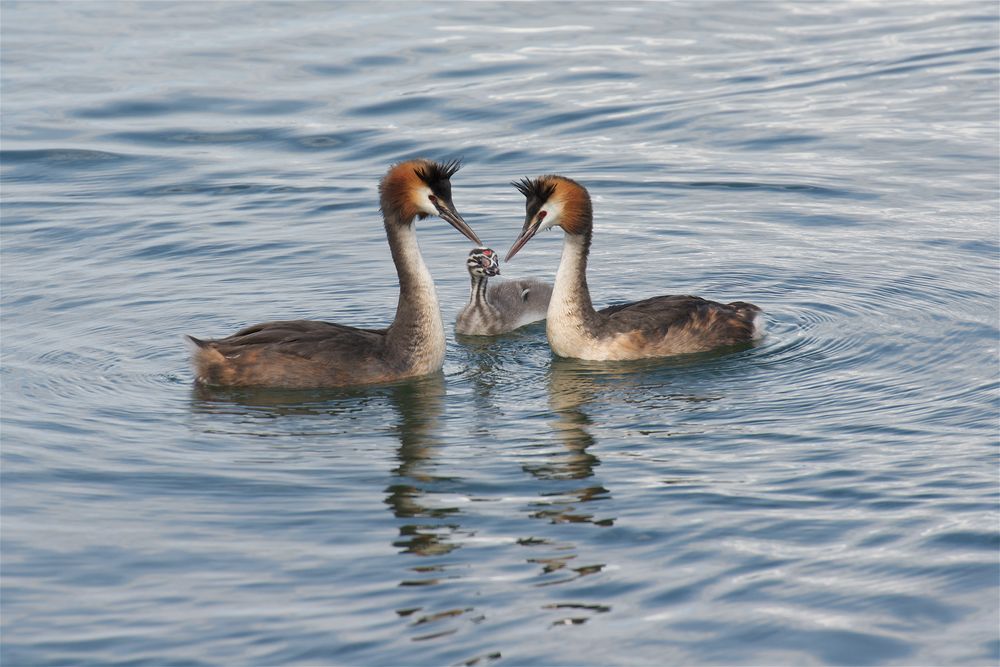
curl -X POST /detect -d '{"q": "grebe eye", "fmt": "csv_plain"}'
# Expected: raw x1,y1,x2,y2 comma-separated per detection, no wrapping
537,210,547,221
428,194,438,204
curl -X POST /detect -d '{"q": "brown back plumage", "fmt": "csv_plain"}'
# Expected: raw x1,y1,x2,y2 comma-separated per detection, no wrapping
186,320,394,388
597,296,761,355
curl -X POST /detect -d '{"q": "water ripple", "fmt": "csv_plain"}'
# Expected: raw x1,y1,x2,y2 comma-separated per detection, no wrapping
73,95,319,119
2,1,997,666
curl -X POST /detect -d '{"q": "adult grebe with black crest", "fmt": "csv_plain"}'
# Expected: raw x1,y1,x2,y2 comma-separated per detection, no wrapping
187,159,481,388
505,175,764,360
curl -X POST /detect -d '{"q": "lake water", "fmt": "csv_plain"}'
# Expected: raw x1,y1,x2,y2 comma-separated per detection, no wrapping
2,2,998,665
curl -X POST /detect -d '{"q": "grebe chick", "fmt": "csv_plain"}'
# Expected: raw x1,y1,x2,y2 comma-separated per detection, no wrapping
186,159,482,388
455,247,552,336
505,175,763,361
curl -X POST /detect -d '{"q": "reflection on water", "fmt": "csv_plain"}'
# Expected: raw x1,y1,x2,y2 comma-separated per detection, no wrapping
535,359,599,482
4,0,997,664
452,332,511,428
190,383,389,415
383,375,460,561
193,374,457,562
527,358,608,536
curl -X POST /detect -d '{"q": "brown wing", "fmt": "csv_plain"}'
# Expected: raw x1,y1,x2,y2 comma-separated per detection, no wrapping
210,320,387,359
598,295,760,350
598,295,710,332
187,320,393,387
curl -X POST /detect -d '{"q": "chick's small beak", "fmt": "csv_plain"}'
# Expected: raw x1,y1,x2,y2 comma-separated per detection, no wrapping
434,198,481,245
505,217,540,262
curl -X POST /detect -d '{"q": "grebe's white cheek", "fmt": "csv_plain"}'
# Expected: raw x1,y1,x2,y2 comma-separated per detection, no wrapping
414,185,438,216
539,200,564,232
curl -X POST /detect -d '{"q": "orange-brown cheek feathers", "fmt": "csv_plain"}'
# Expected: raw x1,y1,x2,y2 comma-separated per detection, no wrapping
379,160,430,224
549,177,592,236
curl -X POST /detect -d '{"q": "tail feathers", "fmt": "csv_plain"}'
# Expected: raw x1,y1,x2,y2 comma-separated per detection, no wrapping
184,334,209,349
184,334,225,362
749,311,766,339
184,335,229,385
728,301,762,314
727,302,765,340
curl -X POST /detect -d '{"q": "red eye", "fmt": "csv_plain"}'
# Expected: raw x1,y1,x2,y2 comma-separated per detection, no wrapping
428,195,437,204
538,211,547,221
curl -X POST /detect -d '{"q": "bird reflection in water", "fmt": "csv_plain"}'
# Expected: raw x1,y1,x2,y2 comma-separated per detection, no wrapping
381,373,460,560
381,374,491,643
193,374,453,562
454,324,546,429
525,357,615,523
192,375,456,562
189,382,388,430
512,357,617,629
521,357,721,627
192,374,481,643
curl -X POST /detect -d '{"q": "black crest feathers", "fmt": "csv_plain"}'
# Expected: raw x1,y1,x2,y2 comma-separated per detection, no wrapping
512,177,556,203
415,159,462,185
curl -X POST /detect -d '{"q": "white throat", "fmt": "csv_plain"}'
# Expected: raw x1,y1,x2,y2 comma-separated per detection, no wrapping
546,232,605,359
546,232,591,353
551,233,587,313
397,224,438,303
391,223,445,372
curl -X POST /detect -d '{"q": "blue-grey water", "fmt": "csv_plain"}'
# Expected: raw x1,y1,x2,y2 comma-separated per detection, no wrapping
2,2,998,665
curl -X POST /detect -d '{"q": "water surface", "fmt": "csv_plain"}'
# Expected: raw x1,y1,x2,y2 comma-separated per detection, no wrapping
2,2,998,665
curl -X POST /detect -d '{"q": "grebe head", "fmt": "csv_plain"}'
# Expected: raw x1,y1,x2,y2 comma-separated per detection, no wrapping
379,158,482,244
467,247,501,277
505,175,591,261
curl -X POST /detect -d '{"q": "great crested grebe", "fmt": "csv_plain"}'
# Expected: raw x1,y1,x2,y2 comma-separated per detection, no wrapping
186,159,482,388
505,175,764,360
455,247,552,336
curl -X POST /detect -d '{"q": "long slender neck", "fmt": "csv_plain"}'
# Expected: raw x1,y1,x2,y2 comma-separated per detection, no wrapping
383,214,444,369
549,229,599,326
468,273,491,309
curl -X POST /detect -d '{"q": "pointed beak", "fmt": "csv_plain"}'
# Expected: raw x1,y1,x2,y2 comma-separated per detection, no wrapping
505,217,541,262
435,198,481,245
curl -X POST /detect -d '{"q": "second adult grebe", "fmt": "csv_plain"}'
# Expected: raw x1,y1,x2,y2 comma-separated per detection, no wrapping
505,175,763,360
